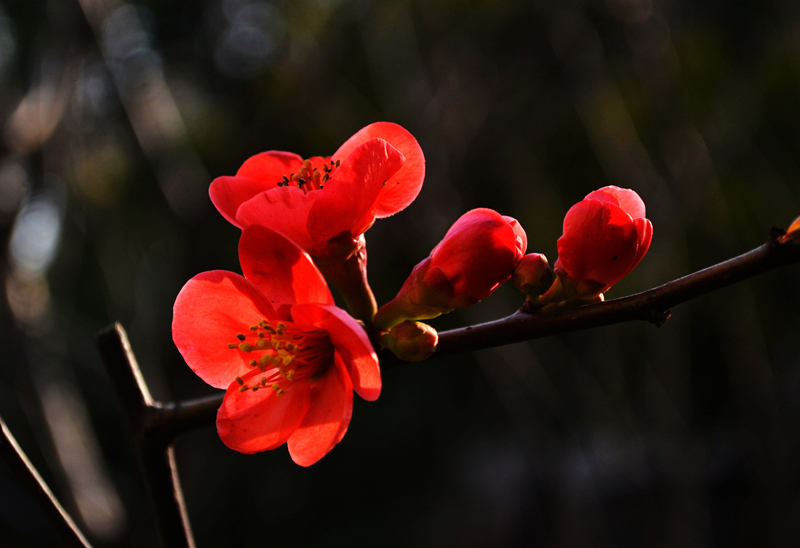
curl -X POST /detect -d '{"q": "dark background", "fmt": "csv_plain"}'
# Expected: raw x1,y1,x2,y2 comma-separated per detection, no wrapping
1,0,799,546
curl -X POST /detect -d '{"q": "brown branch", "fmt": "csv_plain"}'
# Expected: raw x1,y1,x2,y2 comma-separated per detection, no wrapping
92,232,800,546
109,234,800,438
427,233,800,360
96,324,195,548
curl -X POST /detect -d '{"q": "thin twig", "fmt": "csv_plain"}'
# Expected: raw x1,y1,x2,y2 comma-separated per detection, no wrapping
96,324,195,548
0,416,93,548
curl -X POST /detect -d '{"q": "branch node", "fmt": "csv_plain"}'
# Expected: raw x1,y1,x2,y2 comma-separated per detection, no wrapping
769,226,786,242
648,309,671,327
518,298,535,314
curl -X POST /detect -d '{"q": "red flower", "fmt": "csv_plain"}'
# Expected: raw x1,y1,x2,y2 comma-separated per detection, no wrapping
210,122,425,324
374,208,527,331
209,122,425,259
172,225,380,466
553,186,653,298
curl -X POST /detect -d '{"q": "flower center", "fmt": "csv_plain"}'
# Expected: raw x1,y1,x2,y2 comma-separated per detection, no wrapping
226,319,334,395
276,158,340,194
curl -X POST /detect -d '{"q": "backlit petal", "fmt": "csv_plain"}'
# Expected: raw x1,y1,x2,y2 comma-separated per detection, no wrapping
236,151,304,183
308,138,405,242
432,209,521,303
209,152,304,227
235,187,321,254
557,200,639,286
210,176,276,228
239,225,334,308
173,271,277,389
586,186,646,220
628,217,653,274
216,370,309,454
290,303,381,401
332,122,425,218
502,215,528,261
287,356,353,466
584,187,620,208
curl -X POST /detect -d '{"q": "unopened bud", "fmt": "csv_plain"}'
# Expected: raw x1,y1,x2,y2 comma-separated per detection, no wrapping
552,186,652,299
513,253,554,298
374,208,527,331
380,321,438,362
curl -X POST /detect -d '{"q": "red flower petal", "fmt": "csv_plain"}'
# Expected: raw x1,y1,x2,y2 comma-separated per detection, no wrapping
308,138,405,243
290,303,381,401
332,122,425,218
502,215,528,261
216,370,310,454
628,217,653,274
586,186,646,220
557,200,639,287
432,209,523,303
236,151,304,183
287,356,353,466
235,187,322,254
239,225,334,308
209,176,277,228
173,271,278,389
584,187,620,208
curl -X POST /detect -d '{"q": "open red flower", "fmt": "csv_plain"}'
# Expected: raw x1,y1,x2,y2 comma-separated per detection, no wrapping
553,186,653,299
172,225,380,466
209,122,425,259
374,208,527,331
210,122,425,324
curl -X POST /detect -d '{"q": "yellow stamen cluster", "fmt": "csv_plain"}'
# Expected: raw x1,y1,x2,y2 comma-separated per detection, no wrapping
225,318,334,396
276,158,340,193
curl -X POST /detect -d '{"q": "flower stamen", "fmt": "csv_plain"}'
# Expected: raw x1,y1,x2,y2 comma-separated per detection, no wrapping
226,318,334,397
276,158,339,193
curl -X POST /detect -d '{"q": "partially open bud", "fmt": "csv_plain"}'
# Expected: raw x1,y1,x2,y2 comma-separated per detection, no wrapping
778,215,800,244
379,321,438,362
513,253,554,300
549,186,652,301
374,208,527,331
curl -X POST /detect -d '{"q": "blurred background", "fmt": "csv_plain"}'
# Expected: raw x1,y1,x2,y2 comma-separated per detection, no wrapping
1,0,799,546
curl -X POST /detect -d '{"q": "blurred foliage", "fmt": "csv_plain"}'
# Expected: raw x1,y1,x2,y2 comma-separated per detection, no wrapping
1,0,799,546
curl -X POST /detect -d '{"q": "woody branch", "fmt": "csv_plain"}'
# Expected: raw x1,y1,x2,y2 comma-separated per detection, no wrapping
140,230,800,434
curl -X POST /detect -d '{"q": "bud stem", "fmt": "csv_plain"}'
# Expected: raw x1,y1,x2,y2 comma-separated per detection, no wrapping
314,239,377,327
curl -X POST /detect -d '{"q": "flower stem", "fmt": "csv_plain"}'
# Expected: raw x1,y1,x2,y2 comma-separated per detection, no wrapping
314,237,377,326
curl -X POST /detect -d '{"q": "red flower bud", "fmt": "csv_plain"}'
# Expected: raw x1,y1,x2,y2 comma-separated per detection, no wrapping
553,186,652,299
374,208,527,330
513,253,554,298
